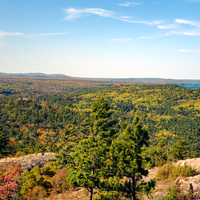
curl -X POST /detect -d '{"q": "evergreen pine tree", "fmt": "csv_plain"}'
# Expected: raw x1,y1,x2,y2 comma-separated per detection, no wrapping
170,140,189,160
0,126,9,157
99,117,155,200
55,122,78,167
67,96,117,200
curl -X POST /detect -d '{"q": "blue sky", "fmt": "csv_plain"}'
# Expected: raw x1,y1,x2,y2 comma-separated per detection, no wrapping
0,0,200,79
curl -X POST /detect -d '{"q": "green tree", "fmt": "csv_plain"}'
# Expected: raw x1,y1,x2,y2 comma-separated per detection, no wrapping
55,122,78,167
66,96,117,200
170,140,189,160
0,126,9,157
100,117,155,200
19,164,57,197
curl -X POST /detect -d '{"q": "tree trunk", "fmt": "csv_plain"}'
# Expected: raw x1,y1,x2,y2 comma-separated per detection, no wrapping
131,176,136,200
88,168,94,200
88,188,93,200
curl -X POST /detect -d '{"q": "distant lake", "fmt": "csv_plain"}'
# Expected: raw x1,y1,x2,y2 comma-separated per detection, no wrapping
181,84,200,89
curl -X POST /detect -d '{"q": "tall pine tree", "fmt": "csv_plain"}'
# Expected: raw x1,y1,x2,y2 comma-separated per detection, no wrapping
67,96,117,200
99,117,155,200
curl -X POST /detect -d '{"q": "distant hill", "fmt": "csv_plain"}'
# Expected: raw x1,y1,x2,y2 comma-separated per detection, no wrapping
0,72,68,77
16,73,67,77
1,72,200,85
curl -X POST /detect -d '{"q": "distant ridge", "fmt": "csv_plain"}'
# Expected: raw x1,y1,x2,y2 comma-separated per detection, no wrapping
83,77,200,85
0,72,69,77
1,72,200,85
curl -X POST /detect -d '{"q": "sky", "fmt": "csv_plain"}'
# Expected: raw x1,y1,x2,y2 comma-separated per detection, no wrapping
0,0,200,79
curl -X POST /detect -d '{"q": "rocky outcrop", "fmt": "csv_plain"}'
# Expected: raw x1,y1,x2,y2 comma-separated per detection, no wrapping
0,152,56,171
141,158,200,199
176,158,200,172
174,158,200,199
175,174,200,199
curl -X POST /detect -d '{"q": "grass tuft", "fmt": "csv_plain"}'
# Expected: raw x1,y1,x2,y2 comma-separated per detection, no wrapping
156,162,198,181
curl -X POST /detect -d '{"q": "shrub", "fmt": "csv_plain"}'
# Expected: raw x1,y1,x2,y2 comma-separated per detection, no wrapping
25,186,47,200
173,164,198,178
15,151,26,157
19,164,57,197
160,185,179,200
0,173,19,199
156,162,174,180
156,162,198,181
49,167,69,199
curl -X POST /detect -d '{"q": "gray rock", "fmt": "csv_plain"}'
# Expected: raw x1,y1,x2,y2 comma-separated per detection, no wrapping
0,152,56,171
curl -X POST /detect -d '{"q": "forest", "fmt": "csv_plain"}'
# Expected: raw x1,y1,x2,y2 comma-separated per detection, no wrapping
0,76,200,199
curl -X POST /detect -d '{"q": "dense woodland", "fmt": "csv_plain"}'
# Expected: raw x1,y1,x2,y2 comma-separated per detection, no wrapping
0,77,200,199
1,78,200,156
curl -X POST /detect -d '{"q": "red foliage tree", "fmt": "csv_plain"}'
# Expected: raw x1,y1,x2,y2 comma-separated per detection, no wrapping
0,173,19,199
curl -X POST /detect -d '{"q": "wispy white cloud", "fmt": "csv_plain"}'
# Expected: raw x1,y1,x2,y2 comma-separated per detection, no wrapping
64,8,114,20
0,30,67,39
35,32,68,36
179,49,200,52
119,16,132,19
117,2,142,7
169,30,200,36
25,32,68,37
182,31,200,36
0,30,23,37
158,24,178,29
64,7,161,27
120,18,162,25
175,19,200,28
110,38,132,42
